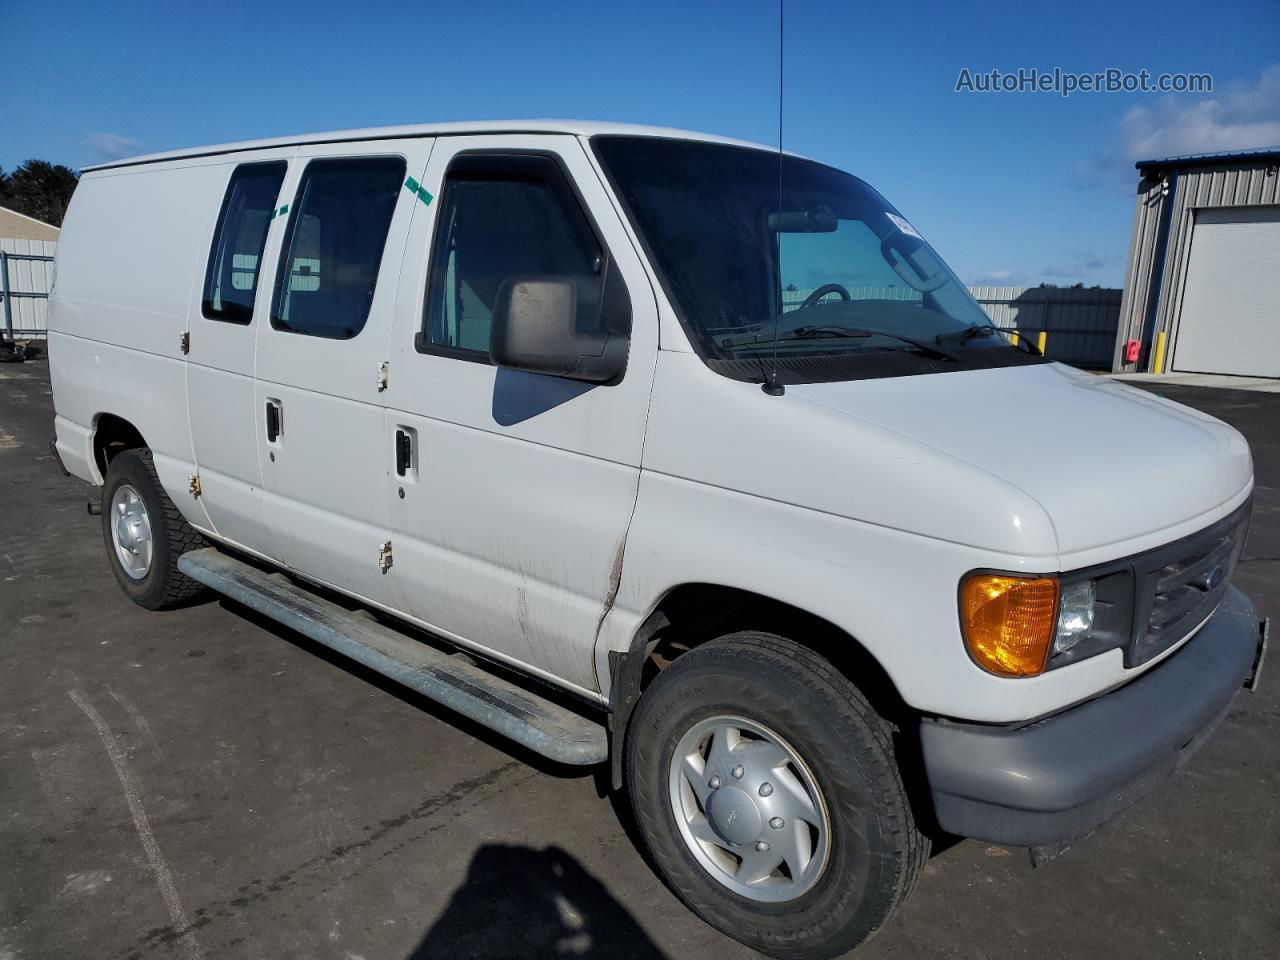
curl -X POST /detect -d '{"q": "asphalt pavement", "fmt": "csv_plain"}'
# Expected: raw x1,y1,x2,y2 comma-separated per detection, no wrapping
1,360,1276,959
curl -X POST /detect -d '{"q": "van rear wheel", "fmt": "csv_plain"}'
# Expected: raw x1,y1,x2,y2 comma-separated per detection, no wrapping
626,632,927,959
100,449,208,609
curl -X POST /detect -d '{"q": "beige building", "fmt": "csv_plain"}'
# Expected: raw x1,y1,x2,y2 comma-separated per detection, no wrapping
0,205,60,242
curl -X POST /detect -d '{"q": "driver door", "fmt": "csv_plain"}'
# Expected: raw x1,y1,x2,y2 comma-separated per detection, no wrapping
382,134,659,694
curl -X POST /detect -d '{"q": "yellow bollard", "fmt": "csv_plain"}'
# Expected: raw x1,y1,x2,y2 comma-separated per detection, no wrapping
1037,331,1047,355
1153,331,1167,375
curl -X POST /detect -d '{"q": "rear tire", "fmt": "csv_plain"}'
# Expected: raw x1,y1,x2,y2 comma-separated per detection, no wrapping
626,632,927,959
101,449,208,609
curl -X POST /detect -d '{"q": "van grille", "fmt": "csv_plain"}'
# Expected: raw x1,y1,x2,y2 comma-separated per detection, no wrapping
1128,506,1249,667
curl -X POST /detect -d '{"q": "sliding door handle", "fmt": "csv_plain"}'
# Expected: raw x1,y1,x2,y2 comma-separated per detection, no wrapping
395,428,412,477
265,400,283,443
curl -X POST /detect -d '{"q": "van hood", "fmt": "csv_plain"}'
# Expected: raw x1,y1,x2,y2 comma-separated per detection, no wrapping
788,363,1253,557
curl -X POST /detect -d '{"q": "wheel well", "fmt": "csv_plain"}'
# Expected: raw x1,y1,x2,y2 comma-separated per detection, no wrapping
636,584,909,724
609,584,937,834
93,414,147,477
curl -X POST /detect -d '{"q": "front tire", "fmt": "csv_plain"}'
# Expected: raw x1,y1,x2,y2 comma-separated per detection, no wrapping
626,632,927,959
101,449,208,609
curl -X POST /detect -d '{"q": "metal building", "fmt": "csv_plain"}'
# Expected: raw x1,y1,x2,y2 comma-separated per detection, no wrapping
1113,146,1280,378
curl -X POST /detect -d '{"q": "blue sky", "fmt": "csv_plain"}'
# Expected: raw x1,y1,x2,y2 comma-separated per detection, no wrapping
3,0,1277,287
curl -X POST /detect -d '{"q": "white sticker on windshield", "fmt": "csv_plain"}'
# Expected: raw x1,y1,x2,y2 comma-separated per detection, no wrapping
886,213,922,239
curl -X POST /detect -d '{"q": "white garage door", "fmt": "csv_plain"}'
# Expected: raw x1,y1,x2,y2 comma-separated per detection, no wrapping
1172,205,1280,377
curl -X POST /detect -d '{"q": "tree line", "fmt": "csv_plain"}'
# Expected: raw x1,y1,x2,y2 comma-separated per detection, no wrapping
0,161,79,227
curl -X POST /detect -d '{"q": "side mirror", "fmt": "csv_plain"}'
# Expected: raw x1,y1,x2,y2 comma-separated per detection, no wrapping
489,276,628,383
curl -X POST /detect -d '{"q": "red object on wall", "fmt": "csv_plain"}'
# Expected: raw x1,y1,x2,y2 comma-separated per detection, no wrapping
1124,339,1141,364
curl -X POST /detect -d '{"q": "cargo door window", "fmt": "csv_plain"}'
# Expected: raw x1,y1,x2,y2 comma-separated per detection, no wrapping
419,154,607,362
270,156,407,339
202,161,288,323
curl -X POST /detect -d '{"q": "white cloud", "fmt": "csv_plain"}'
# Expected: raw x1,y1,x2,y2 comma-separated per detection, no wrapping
86,132,142,161
1083,64,1280,184
970,269,1017,285
1119,64,1280,162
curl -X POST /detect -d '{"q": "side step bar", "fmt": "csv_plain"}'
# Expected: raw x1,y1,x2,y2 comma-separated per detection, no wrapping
178,548,608,765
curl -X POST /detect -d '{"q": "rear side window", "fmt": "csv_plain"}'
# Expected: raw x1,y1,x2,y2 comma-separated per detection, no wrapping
202,162,287,323
421,154,606,360
271,156,406,339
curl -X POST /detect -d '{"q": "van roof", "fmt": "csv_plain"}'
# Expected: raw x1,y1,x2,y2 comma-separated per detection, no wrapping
82,119,782,172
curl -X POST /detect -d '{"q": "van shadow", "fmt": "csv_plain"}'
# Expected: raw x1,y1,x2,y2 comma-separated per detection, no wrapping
408,843,668,960
491,367,594,426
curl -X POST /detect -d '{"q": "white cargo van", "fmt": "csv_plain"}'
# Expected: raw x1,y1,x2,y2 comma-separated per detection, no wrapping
48,121,1267,958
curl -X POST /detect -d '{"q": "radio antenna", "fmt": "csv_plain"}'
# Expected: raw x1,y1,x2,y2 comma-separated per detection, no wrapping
761,0,786,396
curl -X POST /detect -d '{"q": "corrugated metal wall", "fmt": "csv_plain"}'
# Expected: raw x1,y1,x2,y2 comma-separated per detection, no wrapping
0,237,56,338
970,286,1120,368
783,285,1121,368
1113,158,1280,371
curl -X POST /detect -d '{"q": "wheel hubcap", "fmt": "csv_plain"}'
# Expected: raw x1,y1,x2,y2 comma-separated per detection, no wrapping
110,484,153,580
668,715,831,902
706,786,762,844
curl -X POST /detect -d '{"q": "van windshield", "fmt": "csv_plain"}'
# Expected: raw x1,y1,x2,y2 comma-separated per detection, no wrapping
592,135,1046,384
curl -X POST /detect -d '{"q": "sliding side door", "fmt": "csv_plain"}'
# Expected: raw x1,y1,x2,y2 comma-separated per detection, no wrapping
253,138,434,606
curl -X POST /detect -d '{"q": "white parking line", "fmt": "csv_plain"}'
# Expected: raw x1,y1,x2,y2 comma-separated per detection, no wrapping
67,688,203,960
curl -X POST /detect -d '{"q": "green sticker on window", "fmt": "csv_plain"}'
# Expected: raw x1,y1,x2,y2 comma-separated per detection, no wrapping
404,176,433,206
273,203,289,219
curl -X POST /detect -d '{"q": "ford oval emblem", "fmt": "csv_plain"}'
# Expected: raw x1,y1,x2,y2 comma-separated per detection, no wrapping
1198,564,1226,590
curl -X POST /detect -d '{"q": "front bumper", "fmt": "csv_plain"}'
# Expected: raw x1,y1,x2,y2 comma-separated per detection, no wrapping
920,584,1264,847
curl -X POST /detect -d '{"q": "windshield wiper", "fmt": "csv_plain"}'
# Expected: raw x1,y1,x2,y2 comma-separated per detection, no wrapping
936,323,1043,356
720,324,954,360
1009,333,1043,356
936,324,996,344
795,326,955,359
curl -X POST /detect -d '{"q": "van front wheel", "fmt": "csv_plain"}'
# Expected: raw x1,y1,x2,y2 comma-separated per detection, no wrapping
100,449,208,609
626,632,927,959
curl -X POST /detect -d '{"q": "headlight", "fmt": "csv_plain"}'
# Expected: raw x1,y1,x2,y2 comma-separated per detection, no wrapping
1054,579,1096,656
960,573,1100,677
960,574,1059,677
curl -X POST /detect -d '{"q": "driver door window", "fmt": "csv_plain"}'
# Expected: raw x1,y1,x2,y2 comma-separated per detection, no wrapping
419,155,604,362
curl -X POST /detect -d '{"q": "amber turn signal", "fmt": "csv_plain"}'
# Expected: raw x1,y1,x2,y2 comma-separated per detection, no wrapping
960,574,1060,677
